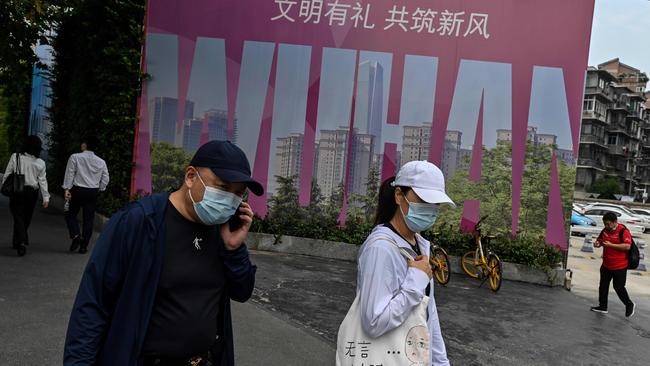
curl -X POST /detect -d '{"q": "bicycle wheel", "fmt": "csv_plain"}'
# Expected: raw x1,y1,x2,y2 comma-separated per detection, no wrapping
487,253,503,292
431,248,451,285
461,251,479,278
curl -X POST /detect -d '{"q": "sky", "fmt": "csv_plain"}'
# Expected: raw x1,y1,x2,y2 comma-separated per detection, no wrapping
588,0,650,79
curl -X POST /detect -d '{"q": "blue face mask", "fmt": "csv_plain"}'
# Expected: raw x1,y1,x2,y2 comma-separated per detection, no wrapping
400,197,440,233
189,172,243,226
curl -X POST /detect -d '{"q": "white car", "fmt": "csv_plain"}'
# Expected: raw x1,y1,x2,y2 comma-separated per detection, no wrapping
572,203,586,214
631,207,650,217
570,224,605,237
585,203,650,233
582,207,645,236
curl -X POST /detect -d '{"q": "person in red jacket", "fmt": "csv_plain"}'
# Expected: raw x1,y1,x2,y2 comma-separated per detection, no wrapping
590,211,635,317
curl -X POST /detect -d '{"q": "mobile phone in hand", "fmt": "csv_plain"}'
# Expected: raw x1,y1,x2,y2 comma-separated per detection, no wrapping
228,206,244,231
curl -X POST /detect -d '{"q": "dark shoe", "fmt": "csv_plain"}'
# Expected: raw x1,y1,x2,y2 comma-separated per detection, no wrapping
626,303,636,318
69,236,81,252
590,306,608,314
16,244,26,257
79,245,88,254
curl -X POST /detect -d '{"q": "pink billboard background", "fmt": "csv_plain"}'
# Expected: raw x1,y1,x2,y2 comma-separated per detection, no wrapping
132,0,596,250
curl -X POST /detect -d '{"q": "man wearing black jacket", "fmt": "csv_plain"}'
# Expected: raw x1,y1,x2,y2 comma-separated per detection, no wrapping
64,141,263,366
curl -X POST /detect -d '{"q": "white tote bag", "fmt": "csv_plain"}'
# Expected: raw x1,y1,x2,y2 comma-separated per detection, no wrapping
336,237,430,366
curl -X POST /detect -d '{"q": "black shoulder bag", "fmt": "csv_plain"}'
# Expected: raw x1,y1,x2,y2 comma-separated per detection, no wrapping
1,152,25,197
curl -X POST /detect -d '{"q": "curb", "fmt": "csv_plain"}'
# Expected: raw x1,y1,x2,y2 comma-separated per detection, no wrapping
247,232,359,262
47,199,565,288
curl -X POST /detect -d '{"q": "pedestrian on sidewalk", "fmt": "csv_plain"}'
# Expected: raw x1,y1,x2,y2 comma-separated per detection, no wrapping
1,135,50,256
62,136,109,254
590,211,636,317
337,161,454,366
64,140,262,366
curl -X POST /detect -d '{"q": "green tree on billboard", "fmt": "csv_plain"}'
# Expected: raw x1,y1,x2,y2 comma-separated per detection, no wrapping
440,142,575,237
150,142,192,193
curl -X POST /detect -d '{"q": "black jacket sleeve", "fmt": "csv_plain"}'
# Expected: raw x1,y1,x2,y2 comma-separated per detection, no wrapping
222,243,256,302
63,208,144,365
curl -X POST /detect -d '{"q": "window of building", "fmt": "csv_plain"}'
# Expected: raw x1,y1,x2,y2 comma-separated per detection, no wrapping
595,100,607,117
608,135,617,145
599,78,605,89
582,124,592,135
583,96,595,111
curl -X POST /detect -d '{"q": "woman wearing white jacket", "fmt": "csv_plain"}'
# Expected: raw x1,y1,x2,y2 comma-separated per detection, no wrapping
2,135,50,256
357,160,455,366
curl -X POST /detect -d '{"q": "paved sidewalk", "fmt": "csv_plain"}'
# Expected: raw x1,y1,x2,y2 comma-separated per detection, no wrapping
250,251,650,366
1,194,649,365
0,196,331,366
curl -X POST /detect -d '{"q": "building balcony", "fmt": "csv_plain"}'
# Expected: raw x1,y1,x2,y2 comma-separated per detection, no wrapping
585,86,613,101
607,127,639,140
605,169,630,179
582,110,608,123
636,169,650,185
608,145,629,156
627,111,644,120
611,103,630,113
579,134,607,147
577,158,606,171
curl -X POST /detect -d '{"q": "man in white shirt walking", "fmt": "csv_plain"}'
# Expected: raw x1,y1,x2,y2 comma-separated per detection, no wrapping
2,135,50,256
62,136,109,254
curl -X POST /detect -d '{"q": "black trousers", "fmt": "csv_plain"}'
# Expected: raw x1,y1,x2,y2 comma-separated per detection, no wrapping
598,265,633,308
9,186,39,247
64,186,99,248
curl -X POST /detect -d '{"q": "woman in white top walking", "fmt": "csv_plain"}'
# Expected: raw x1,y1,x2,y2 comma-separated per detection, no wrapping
2,136,50,256
356,161,455,366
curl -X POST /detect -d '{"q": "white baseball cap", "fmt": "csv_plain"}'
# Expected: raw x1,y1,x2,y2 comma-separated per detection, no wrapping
392,161,456,207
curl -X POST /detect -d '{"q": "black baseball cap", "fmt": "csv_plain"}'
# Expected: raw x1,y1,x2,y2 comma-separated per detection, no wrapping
190,140,264,196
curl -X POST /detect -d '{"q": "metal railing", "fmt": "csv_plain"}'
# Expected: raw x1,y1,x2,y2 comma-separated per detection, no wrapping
608,145,627,156
579,134,606,145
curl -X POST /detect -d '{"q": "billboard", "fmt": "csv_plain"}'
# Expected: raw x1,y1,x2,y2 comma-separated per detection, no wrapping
133,0,596,250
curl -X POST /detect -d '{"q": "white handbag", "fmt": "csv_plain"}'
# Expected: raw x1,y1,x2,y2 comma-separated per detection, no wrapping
336,236,430,366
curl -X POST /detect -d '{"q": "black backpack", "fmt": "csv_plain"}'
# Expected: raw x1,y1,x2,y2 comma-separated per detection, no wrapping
614,225,640,270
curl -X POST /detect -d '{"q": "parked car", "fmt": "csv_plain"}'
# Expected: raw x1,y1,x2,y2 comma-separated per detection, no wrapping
584,203,650,233
570,224,605,237
573,203,587,213
582,207,645,235
631,207,650,217
571,210,596,226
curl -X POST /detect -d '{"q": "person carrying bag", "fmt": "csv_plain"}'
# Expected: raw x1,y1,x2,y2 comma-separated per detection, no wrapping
337,236,431,365
1,150,25,197
336,161,455,366
2,136,50,256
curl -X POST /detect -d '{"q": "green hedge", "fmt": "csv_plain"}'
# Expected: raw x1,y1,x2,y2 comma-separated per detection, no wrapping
48,0,145,215
251,174,563,270
421,224,563,269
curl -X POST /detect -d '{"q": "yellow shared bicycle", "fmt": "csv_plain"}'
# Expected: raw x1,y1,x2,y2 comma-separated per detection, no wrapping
428,232,451,286
460,216,503,292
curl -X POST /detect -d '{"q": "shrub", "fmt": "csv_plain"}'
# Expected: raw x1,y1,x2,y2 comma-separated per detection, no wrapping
421,224,563,269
